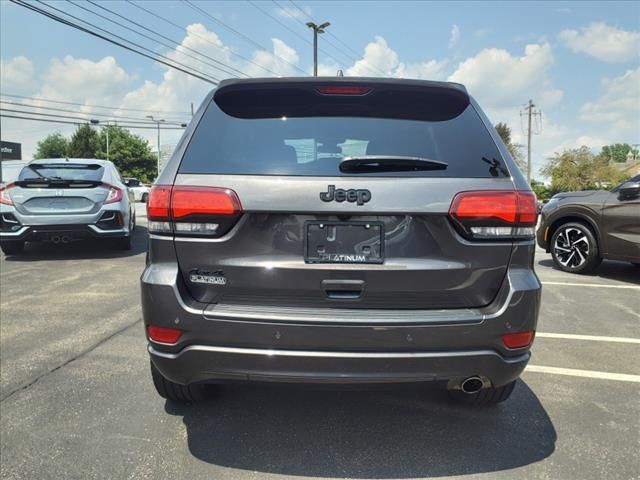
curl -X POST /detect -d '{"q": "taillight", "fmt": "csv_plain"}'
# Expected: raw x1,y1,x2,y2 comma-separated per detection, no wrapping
503,331,535,349
316,85,371,95
0,183,15,205
103,183,123,204
448,190,537,240
147,185,242,237
147,325,182,344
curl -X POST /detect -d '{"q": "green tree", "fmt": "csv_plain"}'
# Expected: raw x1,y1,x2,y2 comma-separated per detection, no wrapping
495,122,526,174
599,143,639,163
34,132,69,159
97,126,156,183
530,179,552,200
541,146,628,192
67,124,100,158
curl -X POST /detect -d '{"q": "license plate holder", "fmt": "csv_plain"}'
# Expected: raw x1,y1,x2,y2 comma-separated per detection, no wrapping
304,221,384,264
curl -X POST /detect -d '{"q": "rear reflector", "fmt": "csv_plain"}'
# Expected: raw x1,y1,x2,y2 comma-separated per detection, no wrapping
448,190,537,240
316,85,371,95
146,185,242,237
503,331,535,349
0,183,15,205
147,325,182,344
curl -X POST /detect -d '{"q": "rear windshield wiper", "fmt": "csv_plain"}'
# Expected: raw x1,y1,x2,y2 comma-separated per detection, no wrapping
339,155,448,173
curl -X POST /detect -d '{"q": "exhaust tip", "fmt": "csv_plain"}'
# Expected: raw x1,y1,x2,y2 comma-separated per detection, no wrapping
461,376,484,394
61,235,71,244
51,235,60,244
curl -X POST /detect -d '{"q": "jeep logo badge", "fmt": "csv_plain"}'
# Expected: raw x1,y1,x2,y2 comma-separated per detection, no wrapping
320,185,371,206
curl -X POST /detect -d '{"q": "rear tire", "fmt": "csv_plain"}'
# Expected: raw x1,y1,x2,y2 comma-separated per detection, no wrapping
141,193,148,203
0,240,25,255
449,380,516,406
150,361,208,403
550,222,601,274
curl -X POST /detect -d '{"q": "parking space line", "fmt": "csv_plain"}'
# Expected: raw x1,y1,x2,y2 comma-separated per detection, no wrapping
541,281,640,290
536,332,640,344
525,365,640,383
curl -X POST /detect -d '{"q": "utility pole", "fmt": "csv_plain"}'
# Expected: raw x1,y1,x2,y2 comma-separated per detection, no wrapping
520,99,542,184
306,21,330,76
146,116,165,178
190,103,194,117
90,119,111,160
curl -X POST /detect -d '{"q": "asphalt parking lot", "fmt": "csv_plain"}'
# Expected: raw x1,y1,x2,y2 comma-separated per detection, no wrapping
1,204,638,480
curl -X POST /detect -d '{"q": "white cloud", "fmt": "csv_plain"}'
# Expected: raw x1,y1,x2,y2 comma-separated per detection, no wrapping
559,23,640,62
448,43,562,110
579,68,640,137
336,36,446,80
275,4,311,21
448,25,460,49
0,56,36,93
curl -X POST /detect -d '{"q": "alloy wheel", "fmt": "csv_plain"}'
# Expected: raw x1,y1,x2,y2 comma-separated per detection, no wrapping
553,227,589,268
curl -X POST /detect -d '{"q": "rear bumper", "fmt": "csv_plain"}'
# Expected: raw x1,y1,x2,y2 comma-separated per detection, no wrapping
142,257,540,387
0,223,128,241
149,343,530,386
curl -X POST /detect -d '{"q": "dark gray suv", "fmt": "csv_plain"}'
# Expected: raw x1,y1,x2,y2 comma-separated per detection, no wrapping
142,78,541,405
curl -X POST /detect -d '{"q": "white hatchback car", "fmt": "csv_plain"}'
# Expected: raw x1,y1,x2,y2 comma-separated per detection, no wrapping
124,177,150,203
0,158,135,254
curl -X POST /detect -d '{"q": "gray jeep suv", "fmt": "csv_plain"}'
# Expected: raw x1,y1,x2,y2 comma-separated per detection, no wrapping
142,78,541,405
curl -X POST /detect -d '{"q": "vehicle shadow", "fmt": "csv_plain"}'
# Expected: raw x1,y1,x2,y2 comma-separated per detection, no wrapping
166,380,556,478
2,225,148,261
537,258,640,285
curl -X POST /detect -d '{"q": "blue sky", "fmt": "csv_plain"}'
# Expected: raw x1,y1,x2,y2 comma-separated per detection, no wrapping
1,1,639,179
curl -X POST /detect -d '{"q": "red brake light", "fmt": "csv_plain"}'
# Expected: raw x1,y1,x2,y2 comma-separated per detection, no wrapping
147,325,182,344
316,86,371,95
103,183,122,204
0,183,15,205
171,186,241,219
147,185,172,220
448,190,538,240
450,191,518,224
146,185,243,236
516,191,538,225
503,331,535,349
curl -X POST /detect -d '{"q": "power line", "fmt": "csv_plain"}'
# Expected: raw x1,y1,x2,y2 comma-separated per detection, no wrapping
0,100,188,125
0,107,184,126
126,0,281,77
184,0,307,75
1,113,186,130
285,0,386,76
0,93,191,115
10,0,218,84
76,0,249,79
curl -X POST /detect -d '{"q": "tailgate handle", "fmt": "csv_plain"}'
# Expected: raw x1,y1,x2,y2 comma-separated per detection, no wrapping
322,280,365,300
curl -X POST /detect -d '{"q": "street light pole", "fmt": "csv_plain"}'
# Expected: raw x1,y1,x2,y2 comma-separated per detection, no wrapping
306,21,330,76
146,116,165,177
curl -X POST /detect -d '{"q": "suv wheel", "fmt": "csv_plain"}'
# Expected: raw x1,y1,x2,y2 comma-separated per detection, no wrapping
0,240,25,255
449,380,516,406
551,222,601,274
150,361,209,403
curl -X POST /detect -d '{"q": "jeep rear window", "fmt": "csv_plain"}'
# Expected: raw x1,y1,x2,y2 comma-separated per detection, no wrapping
179,98,507,178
